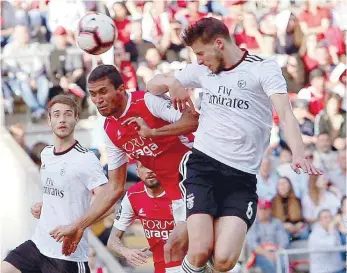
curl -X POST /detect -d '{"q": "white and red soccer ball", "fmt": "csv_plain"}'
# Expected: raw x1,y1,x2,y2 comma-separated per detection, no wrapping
75,13,117,55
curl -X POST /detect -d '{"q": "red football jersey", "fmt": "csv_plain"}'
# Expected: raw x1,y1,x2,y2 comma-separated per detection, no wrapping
114,182,177,273
104,91,193,200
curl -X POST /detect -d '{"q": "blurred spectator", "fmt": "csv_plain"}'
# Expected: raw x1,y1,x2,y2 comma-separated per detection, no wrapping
160,20,186,63
282,54,306,93
136,47,167,89
47,26,86,99
30,141,48,168
301,34,319,72
313,133,339,173
315,43,336,78
246,199,289,273
114,41,137,91
334,196,346,245
141,1,171,45
47,0,86,43
3,25,49,120
125,19,155,64
174,0,207,28
221,0,245,34
308,209,345,273
112,2,131,46
314,93,345,141
302,174,342,224
275,12,304,55
298,68,327,117
298,0,330,36
234,12,266,53
329,150,346,194
276,146,310,199
292,99,315,145
9,123,30,154
0,1,16,47
256,157,278,201
271,177,309,240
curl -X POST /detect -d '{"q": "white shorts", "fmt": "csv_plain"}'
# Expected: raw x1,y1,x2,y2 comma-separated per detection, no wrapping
172,199,186,223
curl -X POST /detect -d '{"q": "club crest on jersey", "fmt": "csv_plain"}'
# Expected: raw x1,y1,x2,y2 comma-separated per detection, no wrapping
186,193,195,210
139,208,146,216
60,162,68,176
237,79,246,89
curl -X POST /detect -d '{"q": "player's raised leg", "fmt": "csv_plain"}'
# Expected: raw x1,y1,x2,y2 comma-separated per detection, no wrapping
1,262,21,273
212,217,248,272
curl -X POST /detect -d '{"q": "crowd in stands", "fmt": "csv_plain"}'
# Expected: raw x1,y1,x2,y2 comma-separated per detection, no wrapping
2,0,346,273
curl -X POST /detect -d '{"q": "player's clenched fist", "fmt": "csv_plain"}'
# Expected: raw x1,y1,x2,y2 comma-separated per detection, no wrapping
122,248,148,267
31,201,43,219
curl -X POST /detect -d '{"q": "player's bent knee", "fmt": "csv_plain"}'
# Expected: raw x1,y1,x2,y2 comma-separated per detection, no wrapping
1,261,21,273
213,255,238,272
188,246,213,265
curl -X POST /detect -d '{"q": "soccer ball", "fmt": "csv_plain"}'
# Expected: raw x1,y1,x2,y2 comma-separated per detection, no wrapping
75,13,117,55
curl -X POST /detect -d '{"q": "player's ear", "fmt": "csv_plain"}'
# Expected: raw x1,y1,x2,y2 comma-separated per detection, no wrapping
47,113,51,126
118,84,125,94
75,115,79,124
214,38,224,50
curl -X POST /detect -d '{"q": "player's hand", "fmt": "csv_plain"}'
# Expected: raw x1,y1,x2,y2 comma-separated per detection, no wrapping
123,248,148,267
169,85,196,114
290,156,322,175
122,117,153,138
49,224,84,255
30,201,42,219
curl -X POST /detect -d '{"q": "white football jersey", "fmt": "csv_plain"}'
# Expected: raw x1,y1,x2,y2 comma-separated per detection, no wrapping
174,51,287,174
32,141,108,262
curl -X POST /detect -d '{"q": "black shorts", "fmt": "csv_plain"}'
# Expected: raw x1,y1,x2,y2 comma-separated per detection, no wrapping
180,148,258,230
4,240,90,273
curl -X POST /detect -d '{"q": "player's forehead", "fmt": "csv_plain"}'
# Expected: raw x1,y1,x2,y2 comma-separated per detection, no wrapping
88,77,112,92
191,39,214,54
51,103,73,113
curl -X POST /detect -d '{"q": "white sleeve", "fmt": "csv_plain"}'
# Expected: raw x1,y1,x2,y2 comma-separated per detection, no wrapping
173,61,202,88
105,134,128,170
80,152,108,190
144,92,182,123
113,194,136,231
259,59,288,97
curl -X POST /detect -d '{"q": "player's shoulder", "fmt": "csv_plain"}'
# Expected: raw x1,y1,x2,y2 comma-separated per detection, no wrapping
127,181,146,197
41,145,54,156
72,143,99,160
243,54,280,73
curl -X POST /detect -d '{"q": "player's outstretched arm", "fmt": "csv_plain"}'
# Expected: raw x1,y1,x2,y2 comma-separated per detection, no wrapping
123,107,199,138
73,164,127,229
49,163,127,255
147,70,198,113
146,72,174,96
271,93,322,175
107,227,148,267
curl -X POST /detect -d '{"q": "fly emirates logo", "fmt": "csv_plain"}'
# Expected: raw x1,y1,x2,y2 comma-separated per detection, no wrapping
122,136,163,158
142,219,175,240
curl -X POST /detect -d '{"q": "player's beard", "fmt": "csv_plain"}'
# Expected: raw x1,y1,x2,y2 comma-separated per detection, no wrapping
214,49,225,75
145,178,160,189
